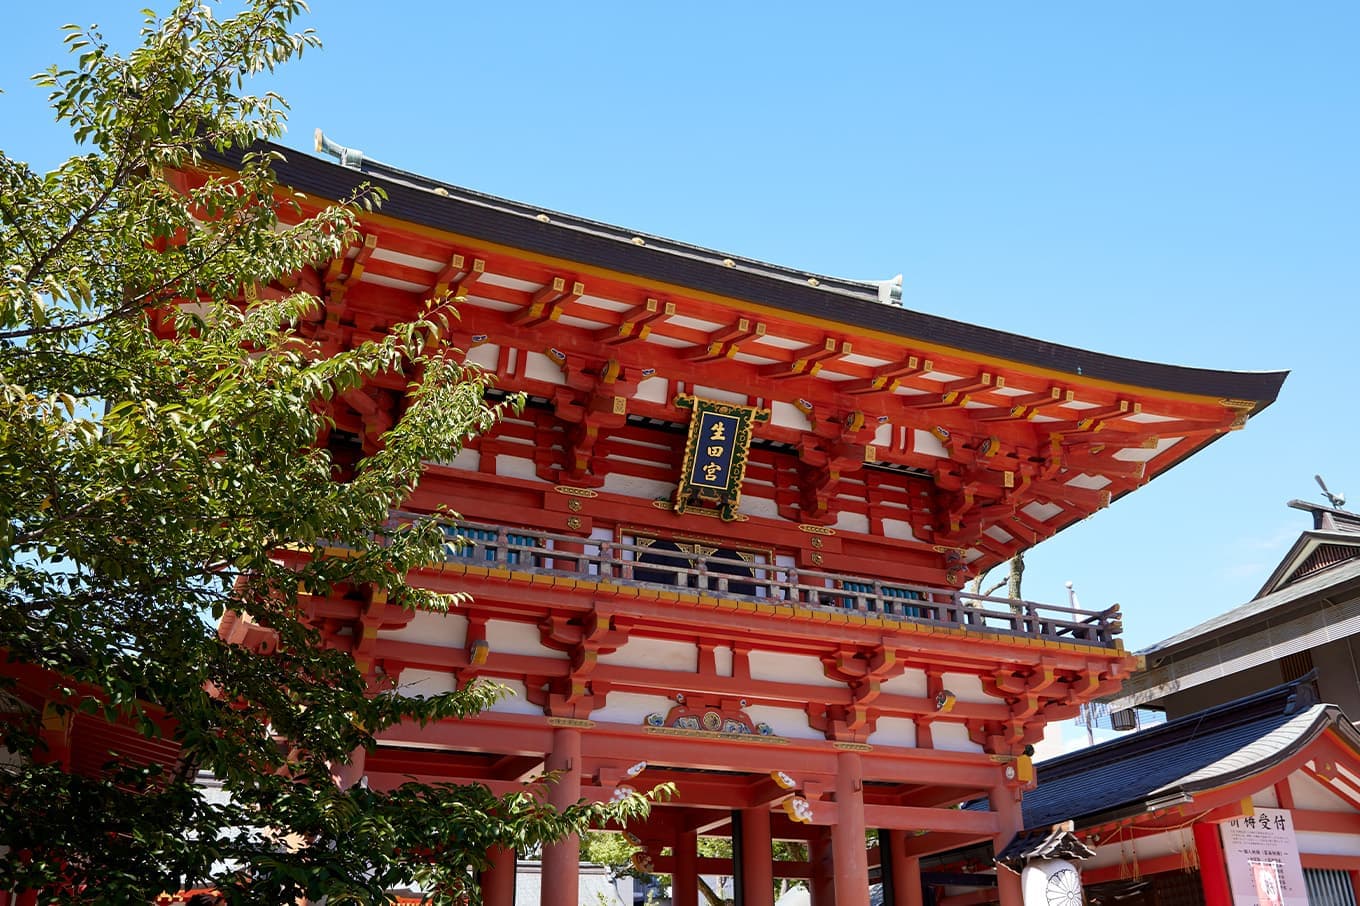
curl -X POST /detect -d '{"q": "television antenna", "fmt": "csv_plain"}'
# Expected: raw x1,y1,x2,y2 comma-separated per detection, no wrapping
1316,474,1346,510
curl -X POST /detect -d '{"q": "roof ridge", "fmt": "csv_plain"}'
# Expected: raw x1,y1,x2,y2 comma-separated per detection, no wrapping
1040,677,1309,779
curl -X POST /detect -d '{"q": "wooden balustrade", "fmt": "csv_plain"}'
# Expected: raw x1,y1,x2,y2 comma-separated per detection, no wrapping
388,515,1123,649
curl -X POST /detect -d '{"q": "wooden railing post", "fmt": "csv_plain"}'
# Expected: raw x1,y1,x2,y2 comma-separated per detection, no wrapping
415,517,1122,649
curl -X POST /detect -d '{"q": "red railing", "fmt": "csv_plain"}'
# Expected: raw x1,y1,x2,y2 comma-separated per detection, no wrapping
423,518,1123,649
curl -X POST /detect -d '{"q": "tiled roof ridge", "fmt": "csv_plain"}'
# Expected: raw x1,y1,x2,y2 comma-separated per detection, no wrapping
196,141,1290,406
1037,677,1312,781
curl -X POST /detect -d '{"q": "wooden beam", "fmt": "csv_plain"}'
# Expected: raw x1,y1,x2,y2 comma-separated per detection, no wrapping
596,297,675,345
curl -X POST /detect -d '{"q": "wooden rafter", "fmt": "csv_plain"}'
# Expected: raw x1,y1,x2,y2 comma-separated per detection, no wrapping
595,297,674,345
759,337,850,379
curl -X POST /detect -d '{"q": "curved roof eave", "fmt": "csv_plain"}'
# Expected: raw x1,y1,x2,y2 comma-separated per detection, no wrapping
201,142,1288,408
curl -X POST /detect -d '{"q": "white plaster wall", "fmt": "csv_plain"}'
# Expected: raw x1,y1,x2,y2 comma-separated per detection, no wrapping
930,721,983,753
868,717,917,748
487,678,546,716
913,429,949,458
713,646,734,678
741,493,779,519
942,672,990,704
879,670,929,698
396,668,458,698
598,637,698,672
435,447,480,471
1296,831,1360,857
602,473,674,500
486,620,568,659
881,517,916,541
494,454,541,482
771,401,812,430
692,385,749,405
524,352,567,384
590,692,676,727
634,376,669,404
1251,787,1280,808
835,511,870,533
745,704,824,741
1289,773,1352,811
748,651,846,688
464,342,500,371
378,610,467,646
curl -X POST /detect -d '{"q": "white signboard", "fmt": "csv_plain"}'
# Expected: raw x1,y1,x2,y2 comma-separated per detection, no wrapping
1219,808,1307,906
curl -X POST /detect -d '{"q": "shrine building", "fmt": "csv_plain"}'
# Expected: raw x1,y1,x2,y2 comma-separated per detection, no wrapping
202,135,1287,906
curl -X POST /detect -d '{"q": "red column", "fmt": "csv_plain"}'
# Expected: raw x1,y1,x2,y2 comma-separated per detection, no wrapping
809,827,836,906
330,744,367,789
482,845,517,906
542,727,583,906
741,807,775,906
989,787,1023,906
673,828,698,906
887,831,922,906
996,868,1022,906
832,751,870,906
1194,821,1233,906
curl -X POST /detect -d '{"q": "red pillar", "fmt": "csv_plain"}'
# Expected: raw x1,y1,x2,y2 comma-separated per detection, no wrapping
482,845,517,906
832,751,869,906
989,787,1024,906
809,827,836,906
887,831,922,906
1194,821,1233,906
673,827,698,906
740,807,775,906
542,726,582,906
330,744,367,789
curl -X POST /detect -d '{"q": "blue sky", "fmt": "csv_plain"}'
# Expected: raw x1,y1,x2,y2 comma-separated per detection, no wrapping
3,2,1356,650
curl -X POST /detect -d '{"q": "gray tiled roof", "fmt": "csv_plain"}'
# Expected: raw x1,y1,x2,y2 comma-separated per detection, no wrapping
1021,681,1352,831
201,141,1289,406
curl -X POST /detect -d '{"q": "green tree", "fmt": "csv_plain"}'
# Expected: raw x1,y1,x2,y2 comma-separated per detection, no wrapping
0,2,652,902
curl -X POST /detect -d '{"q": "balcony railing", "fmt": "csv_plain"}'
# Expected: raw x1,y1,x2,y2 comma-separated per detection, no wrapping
422,518,1123,649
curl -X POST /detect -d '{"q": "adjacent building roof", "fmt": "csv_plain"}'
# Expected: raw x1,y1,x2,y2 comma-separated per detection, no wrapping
1106,502,1360,710
1023,679,1353,831
203,141,1288,408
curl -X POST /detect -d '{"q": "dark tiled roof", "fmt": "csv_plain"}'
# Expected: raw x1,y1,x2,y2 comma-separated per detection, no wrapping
201,142,1288,407
1023,680,1348,830
995,827,1096,870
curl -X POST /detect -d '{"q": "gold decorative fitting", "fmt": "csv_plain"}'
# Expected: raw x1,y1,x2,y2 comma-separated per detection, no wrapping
651,500,675,510
798,524,836,536
567,499,583,512
672,395,770,522
1220,398,1256,411
536,213,550,223
810,537,823,550
643,726,789,744
555,486,599,498
546,717,594,728
566,516,582,530
722,258,736,268
631,236,646,245
832,741,873,752
811,552,824,566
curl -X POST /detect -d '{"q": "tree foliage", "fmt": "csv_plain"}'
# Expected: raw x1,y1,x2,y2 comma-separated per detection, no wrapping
0,2,652,902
